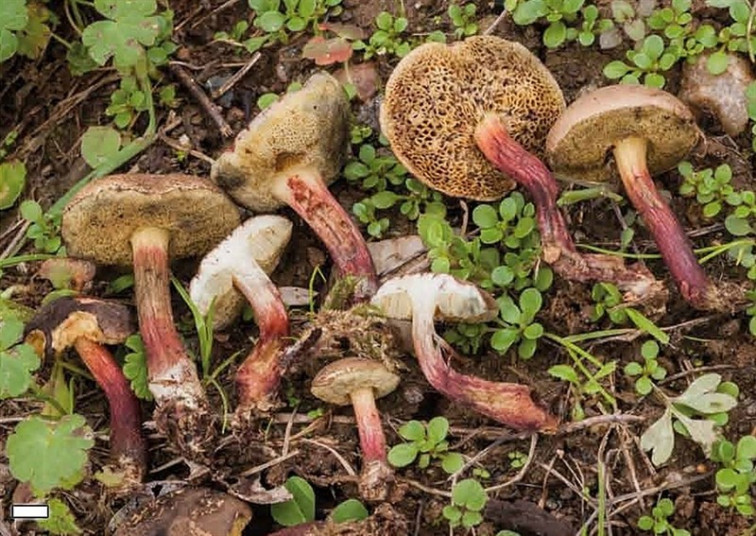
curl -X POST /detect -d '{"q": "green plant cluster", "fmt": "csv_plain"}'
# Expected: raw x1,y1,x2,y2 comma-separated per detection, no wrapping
637,497,691,535
624,340,667,395
353,11,412,59
709,435,756,516
388,417,465,474
512,0,614,48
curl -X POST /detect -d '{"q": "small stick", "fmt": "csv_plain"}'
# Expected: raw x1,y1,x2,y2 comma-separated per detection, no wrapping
211,52,262,99
168,63,233,137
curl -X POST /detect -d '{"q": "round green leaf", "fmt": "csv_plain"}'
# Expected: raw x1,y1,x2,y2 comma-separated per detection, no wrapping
388,443,419,467
330,499,369,523
81,126,122,169
398,420,425,441
706,50,729,75
256,11,286,32
0,160,26,210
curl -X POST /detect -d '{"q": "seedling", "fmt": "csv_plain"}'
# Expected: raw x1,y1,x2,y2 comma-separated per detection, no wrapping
0,160,25,210
640,373,738,465
603,34,678,87
637,498,690,535
624,340,667,395
710,435,756,516
387,417,465,474
492,288,545,360
512,0,613,48
121,334,151,401
678,161,735,219
20,200,63,254
271,476,368,526
353,11,412,59
443,478,488,529
448,3,479,39
508,450,528,469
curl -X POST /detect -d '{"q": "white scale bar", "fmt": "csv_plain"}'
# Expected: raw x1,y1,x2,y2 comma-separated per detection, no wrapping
11,504,49,519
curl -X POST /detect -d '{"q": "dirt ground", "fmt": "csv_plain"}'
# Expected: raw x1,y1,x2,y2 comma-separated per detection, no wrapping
1,0,756,534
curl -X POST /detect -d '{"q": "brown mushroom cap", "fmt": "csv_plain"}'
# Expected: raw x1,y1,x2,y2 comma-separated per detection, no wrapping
112,487,252,536
380,35,565,200
62,174,240,266
546,84,701,184
211,72,350,212
311,357,400,406
25,296,133,359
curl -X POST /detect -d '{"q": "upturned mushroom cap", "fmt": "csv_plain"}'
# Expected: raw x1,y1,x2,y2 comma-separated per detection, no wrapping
25,296,133,359
380,35,565,200
311,357,400,406
61,174,240,267
370,273,498,323
546,84,702,184
190,215,293,329
112,487,252,536
211,72,350,212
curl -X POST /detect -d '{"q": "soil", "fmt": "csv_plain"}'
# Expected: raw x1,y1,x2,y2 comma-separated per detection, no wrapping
1,0,756,535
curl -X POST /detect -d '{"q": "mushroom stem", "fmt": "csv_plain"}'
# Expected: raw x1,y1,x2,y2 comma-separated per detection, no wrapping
272,168,378,301
73,337,146,481
612,137,722,310
349,386,393,501
474,114,661,300
233,271,290,411
411,307,556,431
130,226,207,407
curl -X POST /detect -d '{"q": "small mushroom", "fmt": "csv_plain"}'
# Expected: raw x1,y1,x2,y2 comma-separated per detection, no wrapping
371,273,556,431
381,36,662,302
212,72,378,301
62,173,241,456
24,296,146,491
112,487,252,536
311,357,400,502
190,215,292,413
546,84,744,311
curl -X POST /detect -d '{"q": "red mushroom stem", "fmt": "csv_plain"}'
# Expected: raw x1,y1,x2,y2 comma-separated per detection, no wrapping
350,387,389,465
234,275,290,411
130,228,209,416
74,337,147,476
272,169,378,301
612,137,723,310
413,312,556,431
474,114,661,301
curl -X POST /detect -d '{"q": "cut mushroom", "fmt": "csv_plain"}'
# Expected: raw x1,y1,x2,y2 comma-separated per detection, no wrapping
371,273,556,431
381,36,662,302
24,296,146,491
62,173,240,456
111,487,252,536
546,84,744,311
190,215,292,413
212,72,378,301
311,357,399,502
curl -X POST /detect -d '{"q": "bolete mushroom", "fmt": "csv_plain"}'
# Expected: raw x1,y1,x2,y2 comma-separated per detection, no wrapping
380,36,661,302
546,84,743,311
112,487,252,536
190,215,292,413
211,72,378,301
61,173,240,456
24,296,146,490
370,273,556,431
311,357,400,502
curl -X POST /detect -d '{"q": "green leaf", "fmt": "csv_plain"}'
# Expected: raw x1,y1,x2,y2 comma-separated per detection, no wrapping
371,191,400,209
519,288,542,316
427,416,449,444
737,435,756,460
706,50,729,75
0,160,26,210
256,10,286,32
80,127,122,168
635,376,653,395
543,21,567,48
270,476,316,526
0,344,40,398
472,204,499,228
0,0,29,36
37,498,83,535
452,478,487,510
388,442,419,467
548,364,579,384
725,214,753,236
462,510,484,528
624,361,644,377
603,59,631,77
441,452,465,474
443,504,462,524
122,334,151,400
398,420,425,441
625,308,669,344
491,328,520,353
375,12,393,30
7,414,94,495
19,199,42,222
330,499,368,523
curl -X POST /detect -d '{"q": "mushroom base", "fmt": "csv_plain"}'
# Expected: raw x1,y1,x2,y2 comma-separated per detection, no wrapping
350,386,393,501
358,459,395,503
235,338,286,414
153,399,217,460
474,114,665,303
273,169,378,301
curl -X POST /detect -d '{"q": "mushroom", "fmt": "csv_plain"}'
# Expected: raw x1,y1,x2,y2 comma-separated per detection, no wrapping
370,273,556,431
61,173,241,456
380,36,662,302
211,72,378,301
546,84,744,311
311,357,400,502
24,296,146,490
111,487,252,536
189,215,292,413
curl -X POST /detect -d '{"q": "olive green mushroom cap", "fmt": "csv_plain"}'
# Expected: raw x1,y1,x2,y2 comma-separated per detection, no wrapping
546,84,702,184
211,72,350,212
370,273,498,323
311,357,400,406
25,296,133,359
62,174,241,267
189,215,293,329
380,35,565,200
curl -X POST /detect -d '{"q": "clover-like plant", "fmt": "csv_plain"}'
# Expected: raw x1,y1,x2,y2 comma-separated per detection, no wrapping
604,34,678,87
491,288,545,360
678,161,735,219
637,498,690,536
448,3,479,39
353,11,412,59
624,340,667,395
710,435,756,516
388,417,465,474
20,200,63,254
443,479,488,530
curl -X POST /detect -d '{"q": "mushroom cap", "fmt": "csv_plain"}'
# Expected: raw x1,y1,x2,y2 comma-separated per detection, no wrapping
189,215,293,329
370,273,498,323
546,84,702,184
311,357,400,406
62,174,241,267
380,35,565,200
25,296,134,359
112,487,252,536
211,72,350,212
